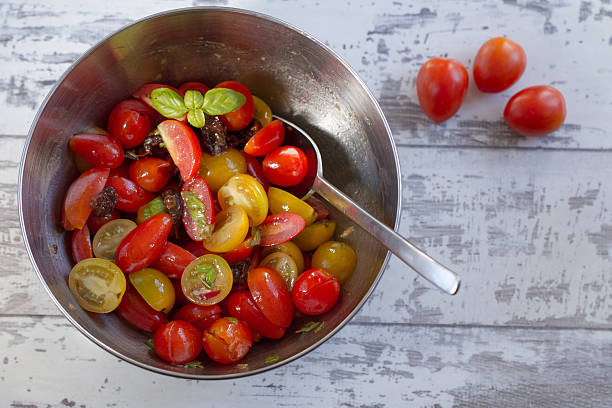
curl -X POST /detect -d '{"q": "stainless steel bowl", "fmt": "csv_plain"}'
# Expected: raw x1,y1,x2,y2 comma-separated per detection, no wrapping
18,7,401,379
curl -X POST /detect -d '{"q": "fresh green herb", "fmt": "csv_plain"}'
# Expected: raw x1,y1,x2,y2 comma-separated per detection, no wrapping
201,88,246,115
245,227,262,248
142,197,167,221
187,109,206,128
184,90,205,110
226,317,238,324
151,88,187,119
313,321,326,333
265,355,279,364
183,360,204,368
295,321,325,334
192,263,216,288
180,191,212,240
145,338,155,350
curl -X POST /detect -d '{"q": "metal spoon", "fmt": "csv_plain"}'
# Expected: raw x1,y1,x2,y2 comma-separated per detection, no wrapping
276,116,461,295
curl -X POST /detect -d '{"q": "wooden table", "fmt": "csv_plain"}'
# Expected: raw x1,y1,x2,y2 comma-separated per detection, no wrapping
2,0,611,406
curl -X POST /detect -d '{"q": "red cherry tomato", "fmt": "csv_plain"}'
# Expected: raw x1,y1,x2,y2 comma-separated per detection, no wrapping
132,83,181,110
202,317,252,364
177,81,210,97
286,148,317,198
154,321,202,364
62,168,110,230
474,37,526,93
247,266,294,328
292,268,340,315
112,99,159,120
71,224,92,264
226,290,286,339
106,176,154,213
115,213,172,274
244,120,285,156
173,303,221,331
116,284,167,332
152,242,196,279
172,278,189,306
109,161,131,179
305,197,329,221
263,146,308,187
184,240,212,257
87,209,120,235
214,81,254,131
107,106,151,148
504,86,566,137
220,236,255,264
416,58,469,124
181,176,215,241
259,213,306,247
69,134,124,168
157,120,201,182
128,157,173,192
244,153,270,191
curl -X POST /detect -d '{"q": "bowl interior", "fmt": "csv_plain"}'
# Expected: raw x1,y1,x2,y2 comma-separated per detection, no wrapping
20,8,400,378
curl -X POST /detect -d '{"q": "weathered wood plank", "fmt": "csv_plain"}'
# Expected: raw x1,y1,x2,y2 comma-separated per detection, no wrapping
2,316,612,407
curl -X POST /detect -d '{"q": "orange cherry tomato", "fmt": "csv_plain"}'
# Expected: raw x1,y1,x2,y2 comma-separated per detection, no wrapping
129,157,173,192
202,317,253,364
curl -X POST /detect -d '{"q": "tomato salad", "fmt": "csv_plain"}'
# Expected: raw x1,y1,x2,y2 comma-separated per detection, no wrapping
63,80,357,366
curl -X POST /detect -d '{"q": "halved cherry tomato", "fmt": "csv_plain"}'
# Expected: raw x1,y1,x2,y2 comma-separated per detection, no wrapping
68,258,126,313
115,213,172,274
214,81,254,131
261,241,305,274
62,168,110,230
92,219,137,261
173,303,221,331
263,146,308,187
132,83,181,111
247,266,294,328
226,291,286,339
268,187,316,225
177,81,210,97
416,58,469,123
199,148,247,192
203,206,249,253
71,224,92,264
129,268,175,313
129,158,173,192
116,284,167,332
87,209,120,235
244,153,270,191
312,241,357,284
260,252,298,290
292,268,340,315
244,119,285,156
305,197,329,222
259,213,306,247
252,95,273,126
181,254,233,305
218,174,268,226
106,176,154,213
184,240,212,258
154,321,202,364
504,85,566,137
202,317,253,364
220,236,255,264
152,241,196,279
181,176,215,241
474,37,526,93
107,106,151,148
292,219,336,251
157,120,201,182
69,134,124,168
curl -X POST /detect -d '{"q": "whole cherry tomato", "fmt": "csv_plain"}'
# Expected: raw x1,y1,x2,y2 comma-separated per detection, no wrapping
157,120,202,182
473,37,526,93
214,81,254,131
259,213,306,247
69,134,124,168
151,241,196,279
87,209,120,235
226,290,286,339
115,284,167,333
62,168,110,230
115,213,172,274
177,81,210,97
173,303,221,330
106,176,154,213
504,85,566,137
247,266,294,328
263,146,308,187
416,58,469,123
129,157,173,192
292,268,340,315
71,224,92,264
202,317,253,364
154,321,202,365
244,119,285,156
244,153,270,191
107,105,151,148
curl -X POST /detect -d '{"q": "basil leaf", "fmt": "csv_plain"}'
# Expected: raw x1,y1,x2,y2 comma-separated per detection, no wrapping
142,197,167,222
151,88,187,119
313,321,326,333
187,109,206,128
295,321,321,333
202,88,246,115
194,263,216,288
145,338,155,350
184,90,205,110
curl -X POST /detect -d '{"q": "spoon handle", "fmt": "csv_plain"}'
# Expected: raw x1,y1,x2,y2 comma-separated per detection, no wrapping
312,176,461,295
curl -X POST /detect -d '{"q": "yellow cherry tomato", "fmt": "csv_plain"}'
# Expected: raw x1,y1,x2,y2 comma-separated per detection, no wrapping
218,174,268,226
252,95,273,126
199,148,247,192
312,241,357,284
204,206,249,253
261,241,305,273
92,219,137,261
182,254,233,305
68,258,126,313
128,268,175,313
267,187,316,225
260,252,299,290
292,219,336,252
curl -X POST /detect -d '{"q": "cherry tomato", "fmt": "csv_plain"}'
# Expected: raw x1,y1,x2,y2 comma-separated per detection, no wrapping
305,197,329,222
172,278,189,306
244,119,285,156
202,317,253,364
184,240,212,258
177,81,210,97
244,153,270,191
173,303,221,331
69,134,124,168
157,120,202,182
292,219,336,251
152,242,196,279
263,146,308,187
259,252,299,290
474,37,526,93
220,236,255,264
106,176,154,213
115,213,172,274
116,284,167,332
153,321,202,365
312,241,357,284
62,168,110,231
247,266,294,328
181,176,215,241
416,58,469,123
261,241,305,274
218,174,268,226
92,219,137,261
132,83,181,111
303,252,312,271
129,158,173,192
129,268,175,313
68,258,126,313
292,268,340,315
199,148,247,192
504,85,566,137
286,148,317,198
226,291,286,339
136,197,168,224
214,81,254,131
87,209,120,235
109,161,131,179
107,106,151,148
112,99,159,120
252,95,273,126
72,151,93,173
204,206,250,253
181,254,233,305
268,187,316,225
71,224,92,264
259,213,306,247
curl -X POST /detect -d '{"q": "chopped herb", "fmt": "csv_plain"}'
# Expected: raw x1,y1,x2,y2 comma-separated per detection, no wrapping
245,226,262,248
226,317,238,324
192,263,217,288
183,360,204,368
295,321,323,334
313,321,326,333
235,363,249,370
265,355,279,364
145,338,155,350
